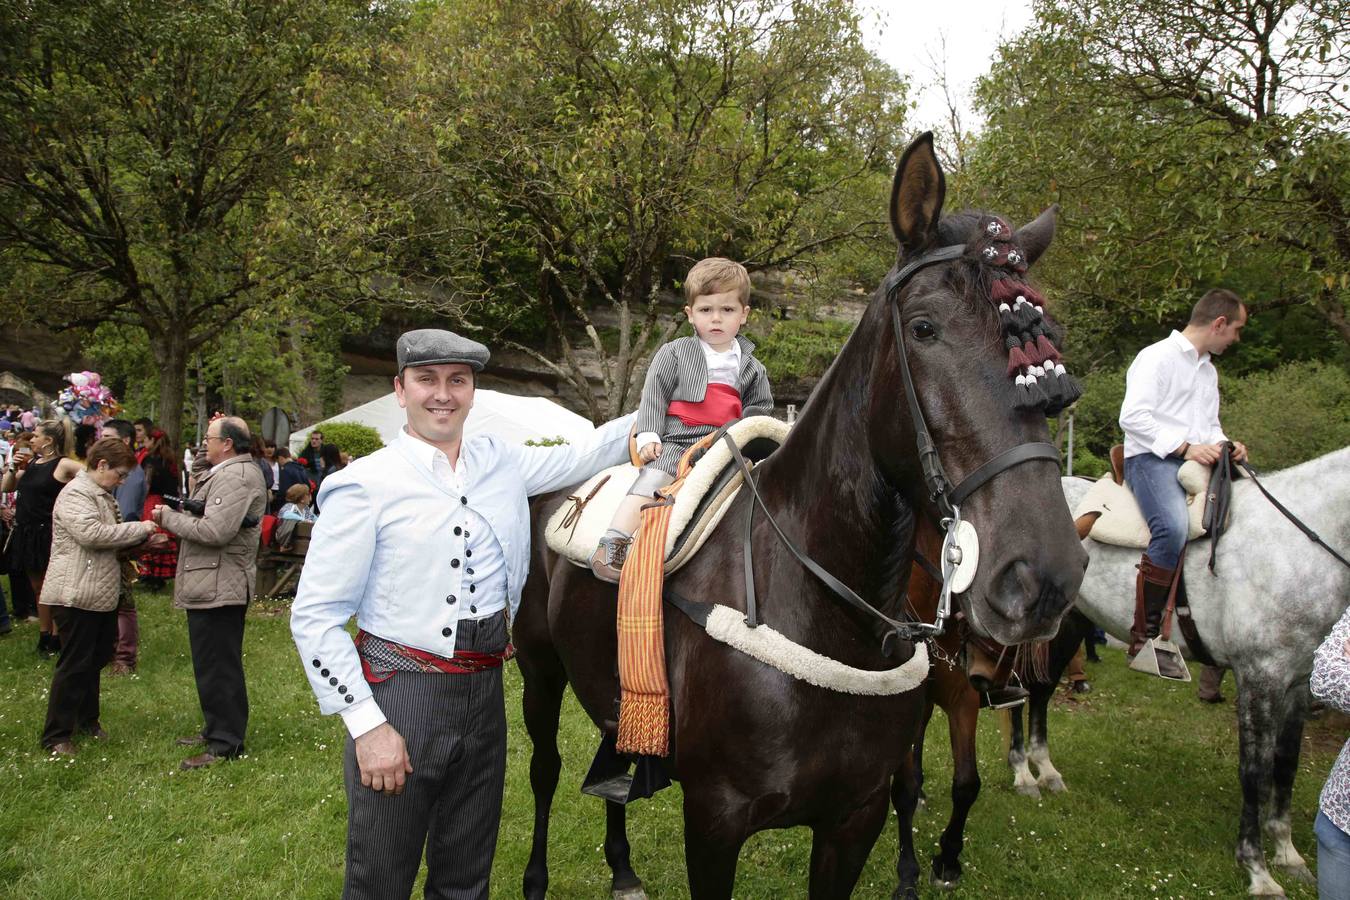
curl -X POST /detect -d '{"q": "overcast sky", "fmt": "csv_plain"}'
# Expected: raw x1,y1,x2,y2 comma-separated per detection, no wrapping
858,0,1035,131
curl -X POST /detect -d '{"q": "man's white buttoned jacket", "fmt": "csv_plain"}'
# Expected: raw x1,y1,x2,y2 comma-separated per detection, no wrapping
290,414,635,723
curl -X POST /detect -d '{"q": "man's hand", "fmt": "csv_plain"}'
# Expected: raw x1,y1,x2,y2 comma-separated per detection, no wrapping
1230,441,1248,464
151,504,166,525
638,441,662,463
139,520,159,538
1183,443,1224,465
354,722,413,795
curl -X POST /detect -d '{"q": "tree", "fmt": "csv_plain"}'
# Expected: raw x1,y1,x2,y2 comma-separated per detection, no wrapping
0,0,389,437
306,0,910,420
962,0,1350,375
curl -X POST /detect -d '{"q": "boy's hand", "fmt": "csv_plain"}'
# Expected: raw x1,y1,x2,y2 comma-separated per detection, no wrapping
639,441,662,463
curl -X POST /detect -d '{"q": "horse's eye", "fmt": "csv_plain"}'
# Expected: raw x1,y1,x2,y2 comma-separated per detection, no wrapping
910,319,936,340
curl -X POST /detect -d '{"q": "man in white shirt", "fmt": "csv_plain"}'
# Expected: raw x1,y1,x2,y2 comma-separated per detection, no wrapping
1118,288,1248,680
290,328,636,899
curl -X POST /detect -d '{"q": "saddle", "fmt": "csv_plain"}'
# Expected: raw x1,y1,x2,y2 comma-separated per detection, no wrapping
1072,449,1226,549
545,416,790,572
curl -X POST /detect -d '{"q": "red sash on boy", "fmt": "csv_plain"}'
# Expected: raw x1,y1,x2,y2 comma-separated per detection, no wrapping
666,383,742,428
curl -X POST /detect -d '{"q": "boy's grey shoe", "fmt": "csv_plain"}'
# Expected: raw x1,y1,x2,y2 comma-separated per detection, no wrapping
590,535,633,584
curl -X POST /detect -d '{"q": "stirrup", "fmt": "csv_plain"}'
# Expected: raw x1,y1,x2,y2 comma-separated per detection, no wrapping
1128,638,1191,682
581,732,671,804
980,683,1029,709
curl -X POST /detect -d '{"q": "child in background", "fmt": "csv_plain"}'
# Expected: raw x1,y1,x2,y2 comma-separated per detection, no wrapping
278,483,317,523
590,257,773,583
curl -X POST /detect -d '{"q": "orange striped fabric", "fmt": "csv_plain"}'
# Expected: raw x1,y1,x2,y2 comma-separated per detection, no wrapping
615,433,717,756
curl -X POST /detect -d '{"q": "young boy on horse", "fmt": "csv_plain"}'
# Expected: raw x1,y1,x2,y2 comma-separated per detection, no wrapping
1118,288,1248,680
590,257,774,583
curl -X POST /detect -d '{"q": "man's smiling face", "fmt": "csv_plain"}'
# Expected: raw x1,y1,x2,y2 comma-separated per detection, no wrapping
395,363,475,447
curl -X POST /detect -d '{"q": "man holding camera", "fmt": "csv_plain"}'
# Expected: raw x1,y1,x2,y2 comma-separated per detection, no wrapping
153,416,268,770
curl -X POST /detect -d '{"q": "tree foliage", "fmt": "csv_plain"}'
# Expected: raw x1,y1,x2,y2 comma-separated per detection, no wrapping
0,0,388,437
963,0,1350,377
302,0,910,419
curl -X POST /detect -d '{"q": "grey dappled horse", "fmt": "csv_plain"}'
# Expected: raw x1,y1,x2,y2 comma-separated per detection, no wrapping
1062,445,1350,896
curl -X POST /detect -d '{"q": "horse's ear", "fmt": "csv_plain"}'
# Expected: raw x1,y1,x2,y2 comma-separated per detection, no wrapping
1014,204,1058,267
890,132,946,256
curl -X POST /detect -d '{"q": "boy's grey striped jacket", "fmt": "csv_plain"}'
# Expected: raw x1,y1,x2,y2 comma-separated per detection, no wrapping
635,335,773,475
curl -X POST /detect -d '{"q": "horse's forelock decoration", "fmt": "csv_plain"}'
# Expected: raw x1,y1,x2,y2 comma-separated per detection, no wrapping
969,215,1082,415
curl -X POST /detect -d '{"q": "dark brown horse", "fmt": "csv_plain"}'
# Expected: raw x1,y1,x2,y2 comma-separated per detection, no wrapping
514,133,1088,899
890,517,1094,897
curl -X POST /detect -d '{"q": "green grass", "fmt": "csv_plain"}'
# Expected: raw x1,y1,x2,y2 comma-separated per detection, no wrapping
0,581,1337,899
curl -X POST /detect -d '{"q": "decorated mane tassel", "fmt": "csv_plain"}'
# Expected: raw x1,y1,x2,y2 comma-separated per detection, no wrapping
1006,335,1030,376
991,281,1021,304
1013,297,1040,332
1041,363,1065,407
1020,332,1043,366
1034,329,1059,364
1056,364,1083,408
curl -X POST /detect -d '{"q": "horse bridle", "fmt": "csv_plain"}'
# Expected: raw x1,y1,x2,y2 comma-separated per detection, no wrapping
880,243,1061,637
706,243,1062,655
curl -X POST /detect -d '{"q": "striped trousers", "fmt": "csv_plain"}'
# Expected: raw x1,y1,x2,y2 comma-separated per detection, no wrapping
342,612,508,900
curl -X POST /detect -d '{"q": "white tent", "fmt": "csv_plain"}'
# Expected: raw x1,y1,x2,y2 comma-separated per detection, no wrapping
290,389,598,455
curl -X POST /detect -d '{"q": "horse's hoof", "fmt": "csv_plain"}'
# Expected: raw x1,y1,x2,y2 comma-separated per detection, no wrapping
1247,871,1286,896
929,872,960,891
891,887,921,900
1277,862,1314,885
1014,782,1041,800
1037,774,1067,794
915,795,927,813
613,886,648,900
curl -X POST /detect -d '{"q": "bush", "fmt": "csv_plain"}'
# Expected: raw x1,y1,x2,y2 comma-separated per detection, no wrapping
1065,365,1128,463
1063,359,1349,475
1219,361,1350,471
316,422,384,459
753,318,855,381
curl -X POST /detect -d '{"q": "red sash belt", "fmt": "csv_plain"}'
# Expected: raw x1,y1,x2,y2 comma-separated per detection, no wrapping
667,383,742,428
355,629,513,684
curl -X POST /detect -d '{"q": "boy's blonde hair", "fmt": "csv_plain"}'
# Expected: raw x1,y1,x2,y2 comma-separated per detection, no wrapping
684,257,751,307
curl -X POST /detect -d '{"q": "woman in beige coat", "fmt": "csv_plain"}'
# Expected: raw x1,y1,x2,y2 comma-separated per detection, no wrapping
40,438,160,756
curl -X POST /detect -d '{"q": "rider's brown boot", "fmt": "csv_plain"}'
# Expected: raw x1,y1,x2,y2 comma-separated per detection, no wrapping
1127,555,1188,680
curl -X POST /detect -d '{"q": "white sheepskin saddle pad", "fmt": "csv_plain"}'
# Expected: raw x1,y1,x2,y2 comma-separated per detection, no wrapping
545,416,790,574
1072,460,1216,549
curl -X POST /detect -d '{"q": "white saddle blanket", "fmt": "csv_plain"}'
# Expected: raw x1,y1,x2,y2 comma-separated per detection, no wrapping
1073,460,1214,549
545,416,790,574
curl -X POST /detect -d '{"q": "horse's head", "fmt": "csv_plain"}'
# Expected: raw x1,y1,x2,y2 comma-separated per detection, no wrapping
870,133,1087,644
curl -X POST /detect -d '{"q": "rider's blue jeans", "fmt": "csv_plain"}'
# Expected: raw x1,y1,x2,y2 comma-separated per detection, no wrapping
1123,452,1188,569
1316,810,1350,900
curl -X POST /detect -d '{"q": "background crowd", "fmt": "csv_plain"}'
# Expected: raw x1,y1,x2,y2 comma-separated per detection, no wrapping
0,405,348,762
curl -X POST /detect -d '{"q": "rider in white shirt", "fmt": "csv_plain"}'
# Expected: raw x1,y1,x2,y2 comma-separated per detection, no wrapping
1119,288,1248,681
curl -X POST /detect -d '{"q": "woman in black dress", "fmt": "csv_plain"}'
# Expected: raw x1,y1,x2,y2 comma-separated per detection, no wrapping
0,420,82,656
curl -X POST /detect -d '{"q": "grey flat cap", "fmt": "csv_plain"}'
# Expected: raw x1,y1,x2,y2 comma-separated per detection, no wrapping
396,328,490,373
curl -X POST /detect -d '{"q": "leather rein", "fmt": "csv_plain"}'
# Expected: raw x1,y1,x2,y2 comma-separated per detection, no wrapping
683,243,1061,657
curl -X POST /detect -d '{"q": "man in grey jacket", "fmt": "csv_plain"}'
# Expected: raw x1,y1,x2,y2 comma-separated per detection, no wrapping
153,416,268,770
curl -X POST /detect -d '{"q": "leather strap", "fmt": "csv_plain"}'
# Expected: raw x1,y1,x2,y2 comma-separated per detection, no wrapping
949,442,1061,508
1173,600,1218,668
723,433,921,652
1239,460,1350,569
743,477,758,628
1200,442,1237,574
